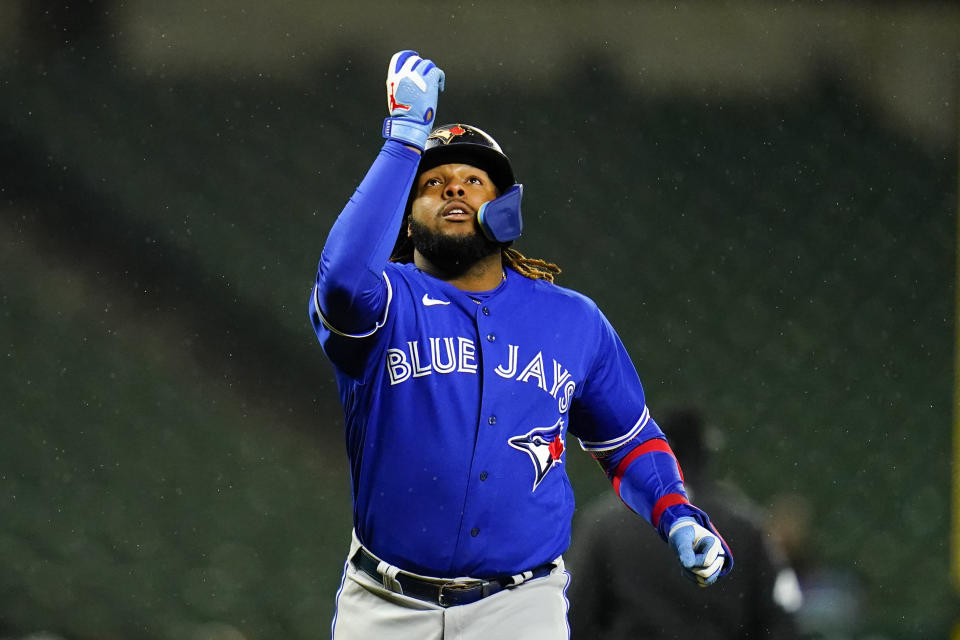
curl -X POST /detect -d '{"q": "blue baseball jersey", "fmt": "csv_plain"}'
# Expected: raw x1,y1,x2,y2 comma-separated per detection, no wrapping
310,141,678,579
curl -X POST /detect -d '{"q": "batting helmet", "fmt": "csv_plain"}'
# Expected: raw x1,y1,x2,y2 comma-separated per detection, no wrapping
418,124,516,194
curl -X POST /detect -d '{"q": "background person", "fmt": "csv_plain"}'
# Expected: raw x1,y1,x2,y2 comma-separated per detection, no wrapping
567,406,802,639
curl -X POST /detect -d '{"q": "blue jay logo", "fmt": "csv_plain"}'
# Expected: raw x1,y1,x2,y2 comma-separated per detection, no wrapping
508,418,565,492
428,124,466,144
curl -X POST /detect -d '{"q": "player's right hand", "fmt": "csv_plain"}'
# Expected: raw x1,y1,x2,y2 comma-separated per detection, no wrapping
382,50,445,150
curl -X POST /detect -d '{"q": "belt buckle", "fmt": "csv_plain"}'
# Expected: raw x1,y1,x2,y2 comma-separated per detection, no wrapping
437,579,484,607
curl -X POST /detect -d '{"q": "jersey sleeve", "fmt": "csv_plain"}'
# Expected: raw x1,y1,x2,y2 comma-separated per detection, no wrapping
569,307,702,539
310,139,420,339
568,308,653,451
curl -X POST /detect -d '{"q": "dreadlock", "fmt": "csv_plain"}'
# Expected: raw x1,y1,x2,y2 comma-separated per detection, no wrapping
389,230,415,264
503,247,562,283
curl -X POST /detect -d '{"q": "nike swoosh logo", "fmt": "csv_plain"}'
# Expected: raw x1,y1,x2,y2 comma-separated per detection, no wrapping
422,293,451,307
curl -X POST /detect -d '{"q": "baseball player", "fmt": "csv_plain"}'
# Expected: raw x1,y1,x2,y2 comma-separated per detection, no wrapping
309,50,734,639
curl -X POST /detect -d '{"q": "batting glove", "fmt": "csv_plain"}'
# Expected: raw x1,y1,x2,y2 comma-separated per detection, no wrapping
382,50,445,150
668,517,727,587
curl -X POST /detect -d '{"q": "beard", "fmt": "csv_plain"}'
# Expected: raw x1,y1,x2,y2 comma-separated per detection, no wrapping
408,217,501,277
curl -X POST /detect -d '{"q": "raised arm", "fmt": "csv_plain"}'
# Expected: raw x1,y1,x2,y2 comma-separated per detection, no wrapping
311,51,444,336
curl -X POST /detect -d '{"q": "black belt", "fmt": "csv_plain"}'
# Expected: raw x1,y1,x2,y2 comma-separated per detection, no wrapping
352,547,555,608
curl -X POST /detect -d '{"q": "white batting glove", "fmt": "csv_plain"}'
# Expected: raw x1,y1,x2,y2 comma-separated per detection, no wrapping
668,517,726,587
382,50,445,150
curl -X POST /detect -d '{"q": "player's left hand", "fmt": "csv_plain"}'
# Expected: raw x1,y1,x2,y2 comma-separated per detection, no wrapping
668,517,727,587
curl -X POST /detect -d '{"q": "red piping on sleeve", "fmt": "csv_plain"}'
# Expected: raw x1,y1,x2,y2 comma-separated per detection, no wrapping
611,438,683,491
610,438,688,525
651,493,689,527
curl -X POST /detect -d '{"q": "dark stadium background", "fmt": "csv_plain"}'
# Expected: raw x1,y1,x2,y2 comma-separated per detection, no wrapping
1,2,957,638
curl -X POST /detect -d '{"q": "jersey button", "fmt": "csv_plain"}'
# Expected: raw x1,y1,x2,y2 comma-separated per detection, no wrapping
482,306,490,316
486,333,496,342
479,471,489,481
488,415,497,425
470,527,480,537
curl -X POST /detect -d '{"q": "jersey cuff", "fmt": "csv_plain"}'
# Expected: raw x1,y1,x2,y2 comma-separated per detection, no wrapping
313,271,393,338
577,405,650,452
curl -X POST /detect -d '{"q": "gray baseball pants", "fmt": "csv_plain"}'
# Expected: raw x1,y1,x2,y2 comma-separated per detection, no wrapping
330,533,571,639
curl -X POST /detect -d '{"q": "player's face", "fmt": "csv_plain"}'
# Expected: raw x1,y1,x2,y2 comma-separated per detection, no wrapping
408,163,501,275
409,163,499,238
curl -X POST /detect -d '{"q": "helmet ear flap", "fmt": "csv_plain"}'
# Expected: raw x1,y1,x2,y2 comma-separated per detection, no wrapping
477,184,523,243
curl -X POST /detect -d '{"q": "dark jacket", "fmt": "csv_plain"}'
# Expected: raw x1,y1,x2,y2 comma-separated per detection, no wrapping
567,485,800,640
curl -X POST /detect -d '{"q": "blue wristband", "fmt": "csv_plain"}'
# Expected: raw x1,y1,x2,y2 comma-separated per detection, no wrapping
382,117,431,150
